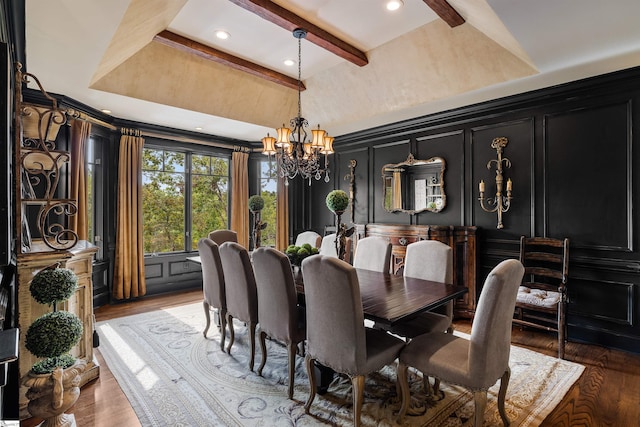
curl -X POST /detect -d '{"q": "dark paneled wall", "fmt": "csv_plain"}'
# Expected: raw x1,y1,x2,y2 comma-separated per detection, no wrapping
301,67,640,354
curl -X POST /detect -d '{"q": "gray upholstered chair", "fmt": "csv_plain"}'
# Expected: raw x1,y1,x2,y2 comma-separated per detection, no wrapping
301,255,405,426
294,231,322,248
197,238,227,351
219,241,258,371
208,229,238,246
318,233,352,263
252,247,306,399
397,259,525,427
389,240,454,338
352,236,392,273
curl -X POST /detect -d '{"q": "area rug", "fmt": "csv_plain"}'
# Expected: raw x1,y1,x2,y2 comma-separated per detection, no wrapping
96,303,584,426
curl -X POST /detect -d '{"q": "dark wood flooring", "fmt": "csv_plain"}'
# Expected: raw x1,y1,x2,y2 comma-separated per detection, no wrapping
21,289,640,427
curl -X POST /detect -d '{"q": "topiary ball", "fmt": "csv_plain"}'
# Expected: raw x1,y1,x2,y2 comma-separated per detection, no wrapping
248,195,265,212
31,353,76,375
25,311,83,359
326,190,350,213
30,268,78,306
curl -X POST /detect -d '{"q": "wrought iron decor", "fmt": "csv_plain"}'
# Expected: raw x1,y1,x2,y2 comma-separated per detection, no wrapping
15,62,78,251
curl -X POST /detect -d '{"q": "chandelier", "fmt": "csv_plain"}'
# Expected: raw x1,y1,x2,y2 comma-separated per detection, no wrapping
261,28,334,185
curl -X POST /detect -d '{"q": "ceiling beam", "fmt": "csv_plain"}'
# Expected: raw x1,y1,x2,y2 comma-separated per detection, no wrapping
423,0,465,27
153,30,305,91
228,0,368,67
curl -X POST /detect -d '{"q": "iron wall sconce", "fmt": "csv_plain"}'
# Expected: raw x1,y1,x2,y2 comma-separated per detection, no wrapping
478,136,513,229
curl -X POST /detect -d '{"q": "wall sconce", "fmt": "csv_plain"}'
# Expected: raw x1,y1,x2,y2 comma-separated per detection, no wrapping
478,136,513,229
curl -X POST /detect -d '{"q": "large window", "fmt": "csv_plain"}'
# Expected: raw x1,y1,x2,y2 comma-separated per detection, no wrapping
142,147,229,254
258,160,277,247
86,136,104,259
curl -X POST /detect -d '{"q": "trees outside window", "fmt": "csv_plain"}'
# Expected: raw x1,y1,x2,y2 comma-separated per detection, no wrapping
259,160,277,247
142,147,229,254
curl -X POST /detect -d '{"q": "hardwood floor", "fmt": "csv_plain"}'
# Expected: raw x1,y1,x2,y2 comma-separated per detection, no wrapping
21,289,640,427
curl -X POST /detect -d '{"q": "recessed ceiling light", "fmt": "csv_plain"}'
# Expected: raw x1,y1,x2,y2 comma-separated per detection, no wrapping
215,30,230,40
283,59,295,67
195,127,203,131
101,109,111,114
386,0,403,11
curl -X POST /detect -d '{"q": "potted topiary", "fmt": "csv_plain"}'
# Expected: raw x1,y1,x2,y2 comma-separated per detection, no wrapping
325,190,354,261
22,266,88,427
248,194,268,249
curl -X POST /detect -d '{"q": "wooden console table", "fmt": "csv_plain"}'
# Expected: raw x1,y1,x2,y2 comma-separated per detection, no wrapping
364,224,477,318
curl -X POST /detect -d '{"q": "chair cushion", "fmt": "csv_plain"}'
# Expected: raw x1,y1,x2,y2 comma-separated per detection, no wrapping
517,286,561,308
361,328,405,375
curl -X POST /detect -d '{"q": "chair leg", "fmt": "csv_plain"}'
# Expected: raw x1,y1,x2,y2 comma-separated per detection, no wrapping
226,313,235,354
396,362,410,422
498,368,511,426
304,355,316,414
558,300,566,359
257,330,267,376
219,308,227,352
472,390,487,427
351,375,365,427
287,342,297,399
248,321,257,371
203,301,211,338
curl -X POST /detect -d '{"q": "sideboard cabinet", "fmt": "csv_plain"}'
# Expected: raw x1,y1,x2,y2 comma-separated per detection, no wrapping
364,224,477,318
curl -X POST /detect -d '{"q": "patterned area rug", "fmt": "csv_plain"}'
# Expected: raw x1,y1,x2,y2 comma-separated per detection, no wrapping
97,303,584,426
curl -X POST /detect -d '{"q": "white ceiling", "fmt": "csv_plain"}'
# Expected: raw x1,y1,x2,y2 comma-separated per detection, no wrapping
25,0,640,142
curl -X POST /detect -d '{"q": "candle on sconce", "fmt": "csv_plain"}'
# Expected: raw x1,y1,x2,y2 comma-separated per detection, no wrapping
479,180,485,193
507,178,512,192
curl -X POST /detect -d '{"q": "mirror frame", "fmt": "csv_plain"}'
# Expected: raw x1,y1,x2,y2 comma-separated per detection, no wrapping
381,153,446,215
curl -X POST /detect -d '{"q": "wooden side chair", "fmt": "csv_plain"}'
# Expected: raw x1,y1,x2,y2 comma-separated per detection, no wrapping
513,236,570,358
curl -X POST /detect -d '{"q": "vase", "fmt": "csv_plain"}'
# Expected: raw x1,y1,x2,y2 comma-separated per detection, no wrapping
22,358,88,427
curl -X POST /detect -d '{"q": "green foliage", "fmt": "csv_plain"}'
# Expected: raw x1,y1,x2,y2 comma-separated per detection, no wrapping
25,311,83,359
248,195,265,212
29,268,78,306
326,190,350,213
285,245,317,266
31,354,76,375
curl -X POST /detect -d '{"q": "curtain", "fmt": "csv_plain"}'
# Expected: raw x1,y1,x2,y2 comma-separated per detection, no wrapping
393,170,402,210
113,130,146,300
69,119,91,241
276,176,289,251
230,149,249,248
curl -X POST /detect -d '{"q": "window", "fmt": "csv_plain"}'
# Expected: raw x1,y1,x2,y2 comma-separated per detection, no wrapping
258,159,277,247
142,147,229,254
86,136,104,259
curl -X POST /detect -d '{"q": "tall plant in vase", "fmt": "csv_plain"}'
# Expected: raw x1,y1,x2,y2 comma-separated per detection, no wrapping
249,195,268,249
22,266,87,427
325,190,354,261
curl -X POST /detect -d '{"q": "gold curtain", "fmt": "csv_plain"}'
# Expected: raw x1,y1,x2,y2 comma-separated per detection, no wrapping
276,176,289,250
69,119,91,240
393,170,403,210
230,149,249,248
113,130,146,300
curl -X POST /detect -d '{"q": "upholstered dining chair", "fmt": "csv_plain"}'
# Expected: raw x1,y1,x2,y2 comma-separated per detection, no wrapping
197,238,227,351
219,241,258,371
301,255,405,426
388,240,454,338
318,233,352,263
294,231,322,248
252,247,306,399
397,259,525,427
208,229,238,246
352,236,392,273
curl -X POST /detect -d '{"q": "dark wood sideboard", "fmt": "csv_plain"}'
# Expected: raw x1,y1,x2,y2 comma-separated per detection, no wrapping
361,224,477,318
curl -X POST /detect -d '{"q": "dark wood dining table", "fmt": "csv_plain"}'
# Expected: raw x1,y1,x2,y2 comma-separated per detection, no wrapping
295,266,468,327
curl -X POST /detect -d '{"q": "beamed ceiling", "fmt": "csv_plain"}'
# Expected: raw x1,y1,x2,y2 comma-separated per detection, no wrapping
25,0,640,141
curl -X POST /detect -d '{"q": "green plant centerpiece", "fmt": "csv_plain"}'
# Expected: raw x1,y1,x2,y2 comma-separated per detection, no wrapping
249,194,268,249
285,243,319,266
325,190,354,261
22,266,88,427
